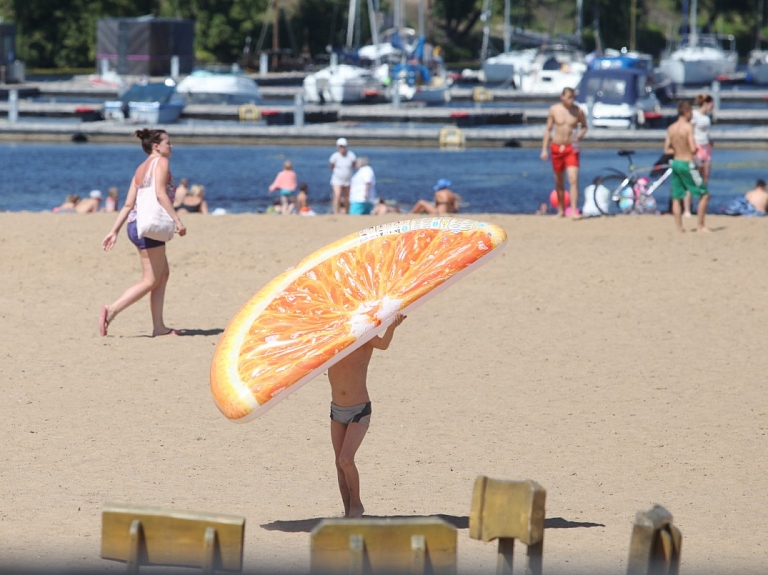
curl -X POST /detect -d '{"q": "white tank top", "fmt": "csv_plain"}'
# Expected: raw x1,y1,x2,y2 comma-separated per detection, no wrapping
692,110,711,146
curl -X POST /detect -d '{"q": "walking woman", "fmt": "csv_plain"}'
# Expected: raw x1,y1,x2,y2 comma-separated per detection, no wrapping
99,129,186,337
686,93,714,217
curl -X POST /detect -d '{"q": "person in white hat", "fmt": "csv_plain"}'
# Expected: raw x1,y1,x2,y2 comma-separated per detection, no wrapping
329,138,356,214
75,190,103,213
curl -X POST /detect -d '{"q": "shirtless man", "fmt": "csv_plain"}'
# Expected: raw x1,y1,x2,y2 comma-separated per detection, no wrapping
663,100,710,232
745,179,768,213
75,190,103,213
328,313,406,518
410,179,460,214
541,87,587,219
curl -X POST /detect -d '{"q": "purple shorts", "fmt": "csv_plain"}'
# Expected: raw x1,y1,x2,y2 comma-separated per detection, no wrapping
127,220,165,250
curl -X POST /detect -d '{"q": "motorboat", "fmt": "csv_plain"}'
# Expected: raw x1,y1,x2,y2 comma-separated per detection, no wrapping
589,47,675,103
589,48,654,72
103,79,185,124
303,62,383,103
748,49,768,84
658,0,736,86
576,68,660,129
518,43,588,94
176,66,261,105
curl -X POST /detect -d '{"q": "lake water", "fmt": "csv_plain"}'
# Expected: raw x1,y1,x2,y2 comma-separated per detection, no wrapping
1,142,766,214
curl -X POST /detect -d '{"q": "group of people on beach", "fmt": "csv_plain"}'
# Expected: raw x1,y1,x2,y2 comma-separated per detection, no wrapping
98,127,403,519
55,188,119,214
56,176,209,215
266,137,462,217
539,87,746,231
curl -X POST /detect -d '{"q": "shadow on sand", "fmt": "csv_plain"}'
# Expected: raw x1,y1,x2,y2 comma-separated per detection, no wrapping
261,515,604,533
132,327,225,338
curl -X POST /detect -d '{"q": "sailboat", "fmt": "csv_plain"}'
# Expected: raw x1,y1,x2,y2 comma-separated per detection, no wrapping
386,0,451,104
658,0,736,86
748,0,768,84
514,0,588,93
479,0,538,85
302,0,384,103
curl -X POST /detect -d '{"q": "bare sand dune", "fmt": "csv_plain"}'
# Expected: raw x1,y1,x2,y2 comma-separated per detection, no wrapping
0,212,766,574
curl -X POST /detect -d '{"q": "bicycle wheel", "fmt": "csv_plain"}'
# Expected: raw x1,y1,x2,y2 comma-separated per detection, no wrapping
593,174,635,215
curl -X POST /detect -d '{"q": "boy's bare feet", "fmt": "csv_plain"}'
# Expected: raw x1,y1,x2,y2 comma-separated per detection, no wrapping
697,226,711,233
347,505,365,519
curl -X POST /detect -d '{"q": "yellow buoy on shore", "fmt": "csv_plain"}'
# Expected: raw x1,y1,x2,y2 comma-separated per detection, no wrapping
238,104,260,122
439,126,466,150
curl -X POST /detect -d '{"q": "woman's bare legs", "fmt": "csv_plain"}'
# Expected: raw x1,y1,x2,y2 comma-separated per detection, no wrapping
148,250,171,335
103,246,172,335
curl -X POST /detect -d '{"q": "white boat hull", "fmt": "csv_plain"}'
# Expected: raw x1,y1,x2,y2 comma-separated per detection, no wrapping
395,82,450,104
176,74,261,105
520,68,585,94
303,64,382,104
659,46,737,85
748,51,768,85
481,49,536,84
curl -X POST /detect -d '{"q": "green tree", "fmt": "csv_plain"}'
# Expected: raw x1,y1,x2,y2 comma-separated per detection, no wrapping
434,0,483,46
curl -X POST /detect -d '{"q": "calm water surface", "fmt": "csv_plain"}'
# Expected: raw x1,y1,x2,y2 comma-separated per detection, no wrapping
1,142,766,214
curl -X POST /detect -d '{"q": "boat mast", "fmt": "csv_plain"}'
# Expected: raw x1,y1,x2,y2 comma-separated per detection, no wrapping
418,0,425,36
503,0,511,53
479,0,492,60
367,0,380,63
346,0,357,49
689,0,698,47
575,0,583,43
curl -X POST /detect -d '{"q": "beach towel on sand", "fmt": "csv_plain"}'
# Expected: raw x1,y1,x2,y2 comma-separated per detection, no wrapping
723,197,767,217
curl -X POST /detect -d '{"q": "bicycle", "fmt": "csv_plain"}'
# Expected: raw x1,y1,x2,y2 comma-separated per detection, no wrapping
591,150,672,215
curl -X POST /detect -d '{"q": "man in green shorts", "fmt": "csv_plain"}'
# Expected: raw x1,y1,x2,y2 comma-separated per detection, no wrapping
663,100,710,232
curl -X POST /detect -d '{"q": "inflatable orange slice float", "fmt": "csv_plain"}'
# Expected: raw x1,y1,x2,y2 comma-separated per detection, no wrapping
210,217,507,422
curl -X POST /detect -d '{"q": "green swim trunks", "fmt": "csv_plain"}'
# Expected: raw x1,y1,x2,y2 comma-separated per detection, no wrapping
670,159,708,200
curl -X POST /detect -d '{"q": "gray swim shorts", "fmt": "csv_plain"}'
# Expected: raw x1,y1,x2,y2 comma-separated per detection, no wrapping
330,401,372,426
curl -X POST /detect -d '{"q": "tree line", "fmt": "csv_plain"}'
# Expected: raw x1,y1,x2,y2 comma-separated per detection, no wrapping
0,0,764,69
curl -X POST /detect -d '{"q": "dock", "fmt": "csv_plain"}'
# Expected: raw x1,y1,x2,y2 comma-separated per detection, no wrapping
6,77,768,104
2,74,768,147
2,118,768,149
2,98,768,127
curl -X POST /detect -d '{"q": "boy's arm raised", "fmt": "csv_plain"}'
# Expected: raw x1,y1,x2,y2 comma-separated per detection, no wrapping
369,314,406,350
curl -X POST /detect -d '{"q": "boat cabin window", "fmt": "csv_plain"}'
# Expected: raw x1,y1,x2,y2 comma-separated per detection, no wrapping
584,77,627,98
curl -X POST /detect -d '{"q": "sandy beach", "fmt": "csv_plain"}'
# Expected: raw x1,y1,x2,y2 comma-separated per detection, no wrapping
1,212,766,574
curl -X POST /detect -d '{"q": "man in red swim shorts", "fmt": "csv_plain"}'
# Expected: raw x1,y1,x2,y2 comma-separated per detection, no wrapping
541,87,588,219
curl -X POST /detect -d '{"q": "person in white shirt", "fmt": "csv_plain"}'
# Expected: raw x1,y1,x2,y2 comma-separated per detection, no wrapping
687,93,714,217
329,137,357,214
348,157,377,215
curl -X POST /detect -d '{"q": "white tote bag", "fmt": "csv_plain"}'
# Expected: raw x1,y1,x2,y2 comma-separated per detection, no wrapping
135,157,175,242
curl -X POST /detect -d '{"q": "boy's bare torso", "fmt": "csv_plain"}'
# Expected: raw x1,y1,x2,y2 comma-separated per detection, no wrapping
328,343,374,406
549,103,581,145
667,120,695,161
